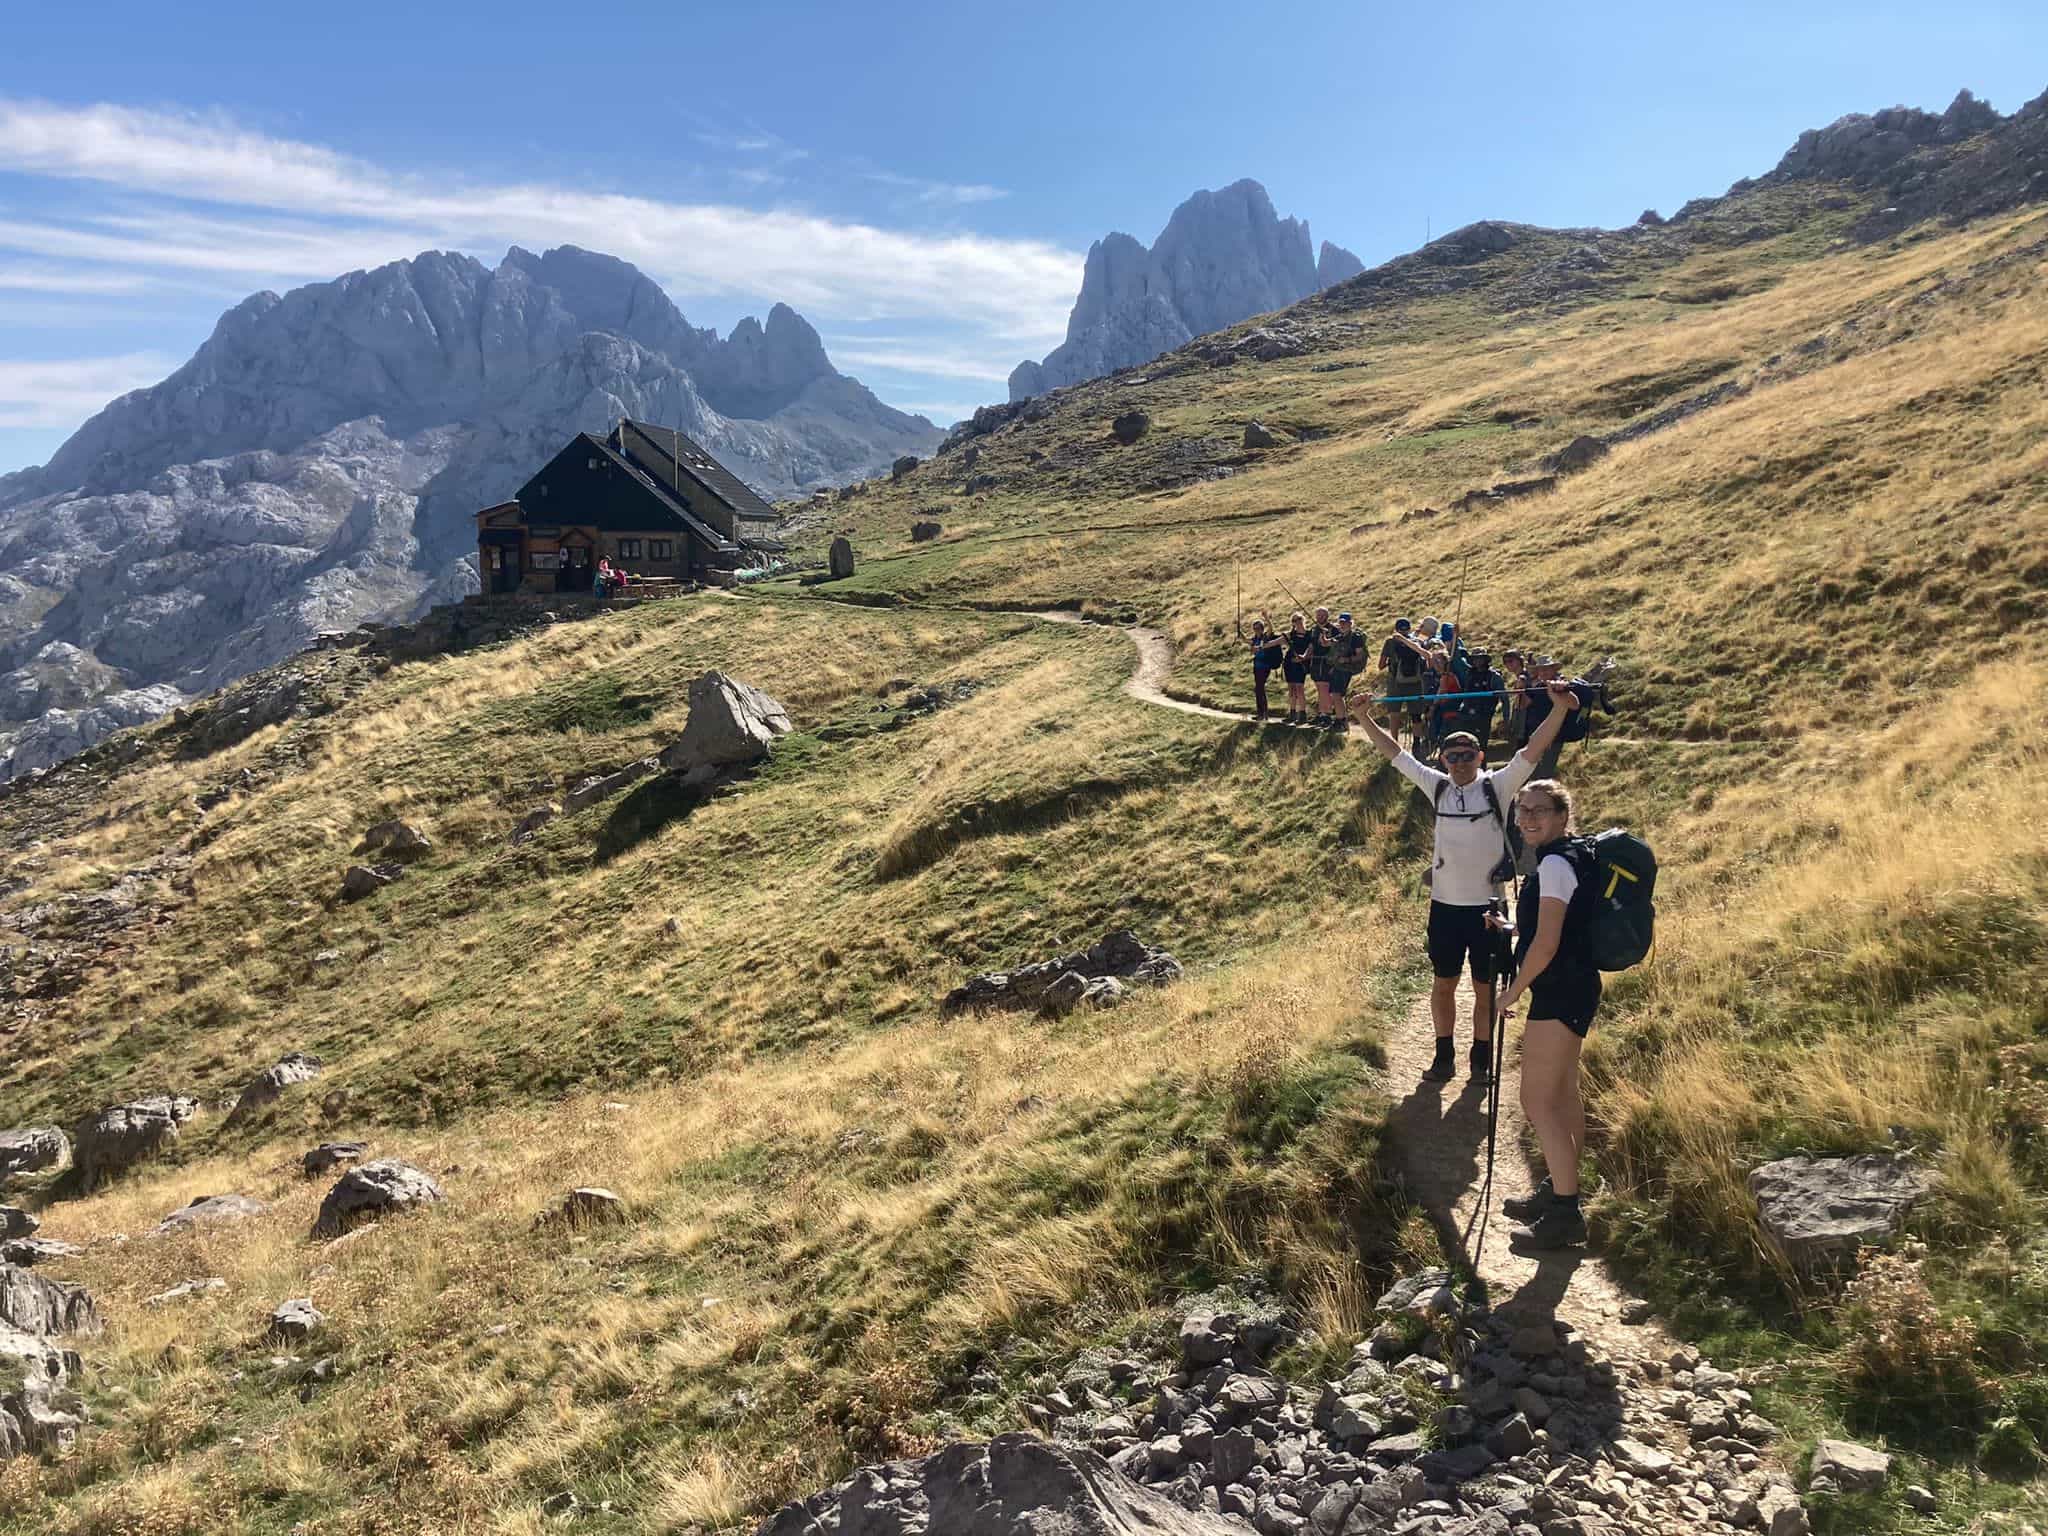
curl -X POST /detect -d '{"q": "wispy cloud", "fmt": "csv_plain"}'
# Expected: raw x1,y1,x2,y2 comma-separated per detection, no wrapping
0,353,182,428
0,99,1075,342
862,169,1009,206
0,263,150,295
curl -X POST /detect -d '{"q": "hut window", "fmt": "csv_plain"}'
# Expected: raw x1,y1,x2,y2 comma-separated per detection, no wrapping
619,538,643,559
649,540,673,560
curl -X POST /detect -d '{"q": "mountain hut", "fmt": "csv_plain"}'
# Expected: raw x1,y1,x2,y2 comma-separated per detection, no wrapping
474,419,784,594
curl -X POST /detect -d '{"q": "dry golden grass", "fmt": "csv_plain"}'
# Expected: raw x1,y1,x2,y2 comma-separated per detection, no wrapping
7,200,2048,1528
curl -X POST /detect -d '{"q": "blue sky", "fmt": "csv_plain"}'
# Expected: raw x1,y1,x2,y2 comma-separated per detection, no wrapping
2,0,2044,474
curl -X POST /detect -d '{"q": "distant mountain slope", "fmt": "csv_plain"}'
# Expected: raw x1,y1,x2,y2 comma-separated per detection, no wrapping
0,246,940,778
1008,179,1360,400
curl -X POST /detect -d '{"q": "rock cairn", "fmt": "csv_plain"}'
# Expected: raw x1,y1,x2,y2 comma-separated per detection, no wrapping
942,930,1184,1017
765,1284,1821,1536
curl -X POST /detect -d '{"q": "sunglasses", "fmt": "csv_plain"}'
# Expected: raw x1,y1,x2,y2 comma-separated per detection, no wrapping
1443,750,1480,764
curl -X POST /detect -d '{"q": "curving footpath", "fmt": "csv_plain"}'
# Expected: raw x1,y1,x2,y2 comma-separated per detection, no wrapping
1063,611,1672,1355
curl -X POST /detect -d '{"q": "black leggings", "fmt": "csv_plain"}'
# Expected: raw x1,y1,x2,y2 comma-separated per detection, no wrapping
1253,671,1271,715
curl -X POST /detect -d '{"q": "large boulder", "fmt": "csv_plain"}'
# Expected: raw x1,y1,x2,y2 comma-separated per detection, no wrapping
267,1298,326,1342
1110,410,1151,445
0,1264,100,1338
72,1096,199,1189
358,820,431,861
1242,420,1283,449
151,1194,269,1237
1809,1438,1890,1494
340,862,405,902
0,1127,69,1182
0,1209,34,1241
910,520,943,543
1748,1154,1933,1267
1547,434,1610,474
891,455,920,480
228,1051,324,1121
663,673,792,770
311,1158,444,1239
303,1141,368,1178
0,1355,87,1457
829,536,856,579
756,1432,1245,1536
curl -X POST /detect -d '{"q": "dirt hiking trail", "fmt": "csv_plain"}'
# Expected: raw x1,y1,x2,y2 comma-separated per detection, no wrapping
1075,609,1675,1354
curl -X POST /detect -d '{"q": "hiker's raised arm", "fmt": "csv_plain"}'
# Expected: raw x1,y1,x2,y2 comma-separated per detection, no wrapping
1518,681,1579,766
1357,703,1402,761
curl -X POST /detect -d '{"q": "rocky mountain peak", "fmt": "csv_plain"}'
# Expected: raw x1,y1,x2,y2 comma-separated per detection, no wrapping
696,303,837,419
1009,179,1355,400
1769,87,2008,183
1317,240,1365,288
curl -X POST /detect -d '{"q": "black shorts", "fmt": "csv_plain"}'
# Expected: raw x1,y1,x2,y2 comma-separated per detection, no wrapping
1426,901,1495,984
1309,658,1330,683
1328,669,1354,695
1282,660,1308,685
1528,970,1603,1037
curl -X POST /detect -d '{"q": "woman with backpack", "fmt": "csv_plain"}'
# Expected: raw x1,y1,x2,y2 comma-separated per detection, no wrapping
1280,613,1314,723
1495,777,1600,1250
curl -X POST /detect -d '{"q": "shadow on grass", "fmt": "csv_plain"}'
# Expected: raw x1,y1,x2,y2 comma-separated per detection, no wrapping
593,774,710,863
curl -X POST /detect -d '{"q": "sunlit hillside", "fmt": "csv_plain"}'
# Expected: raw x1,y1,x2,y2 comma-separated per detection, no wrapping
2,164,2046,1534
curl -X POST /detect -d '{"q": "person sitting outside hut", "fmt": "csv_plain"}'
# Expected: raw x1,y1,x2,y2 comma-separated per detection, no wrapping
596,556,618,600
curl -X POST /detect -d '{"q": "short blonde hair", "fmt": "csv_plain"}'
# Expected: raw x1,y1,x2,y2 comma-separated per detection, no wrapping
1521,778,1576,832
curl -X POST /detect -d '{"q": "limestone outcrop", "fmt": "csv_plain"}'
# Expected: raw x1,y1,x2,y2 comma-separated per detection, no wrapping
1009,180,1359,400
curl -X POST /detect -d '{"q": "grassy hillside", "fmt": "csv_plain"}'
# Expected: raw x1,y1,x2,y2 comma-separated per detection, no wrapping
3,178,2047,1532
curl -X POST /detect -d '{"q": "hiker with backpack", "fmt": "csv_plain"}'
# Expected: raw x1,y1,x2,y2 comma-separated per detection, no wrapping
1493,779,1658,1249
1280,613,1314,723
1238,613,1285,720
1308,607,1338,726
1357,681,1583,1085
1378,618,1430,749
1328,613,1368,729
1462,649,1504,754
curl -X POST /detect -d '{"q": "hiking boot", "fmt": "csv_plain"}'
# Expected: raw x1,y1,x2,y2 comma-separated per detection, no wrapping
1501,1176,1554,1222
1421,1044,1457,1083
1513,1199,1587,1250
1469,1043,1492,1084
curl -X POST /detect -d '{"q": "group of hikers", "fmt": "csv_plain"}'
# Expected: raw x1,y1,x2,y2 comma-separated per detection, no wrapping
1235,605,1643,1252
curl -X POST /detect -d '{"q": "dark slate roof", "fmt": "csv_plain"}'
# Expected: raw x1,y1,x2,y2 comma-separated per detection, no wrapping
618,419,780,523
513,435,737,551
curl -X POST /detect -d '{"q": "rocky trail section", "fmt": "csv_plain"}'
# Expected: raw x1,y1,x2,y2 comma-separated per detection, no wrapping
769,1291,1819,1536
741,606,1848,1534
